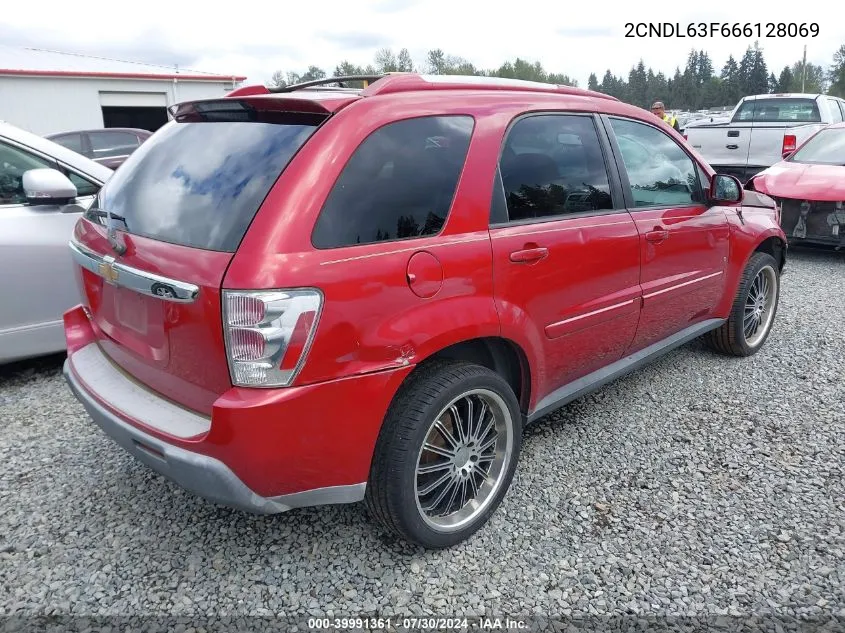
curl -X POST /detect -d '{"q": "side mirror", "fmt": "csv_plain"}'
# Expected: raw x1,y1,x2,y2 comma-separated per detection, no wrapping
22,168,77,205
708,173,744,205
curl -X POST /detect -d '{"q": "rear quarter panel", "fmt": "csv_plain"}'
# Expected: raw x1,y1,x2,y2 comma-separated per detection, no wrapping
224,96,506,385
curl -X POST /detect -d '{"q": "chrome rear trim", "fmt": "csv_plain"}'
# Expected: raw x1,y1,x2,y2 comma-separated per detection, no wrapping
69,239,199,303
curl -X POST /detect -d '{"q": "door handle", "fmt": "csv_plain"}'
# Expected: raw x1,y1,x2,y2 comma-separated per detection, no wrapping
727,130,740,137
645,229,669,243
509,247,549,263
726,144,739,150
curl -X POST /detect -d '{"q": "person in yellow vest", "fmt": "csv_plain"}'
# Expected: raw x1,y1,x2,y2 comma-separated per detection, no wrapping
651,101,680,132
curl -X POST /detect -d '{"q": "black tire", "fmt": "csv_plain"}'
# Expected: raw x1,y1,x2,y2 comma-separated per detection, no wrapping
706,251,780,357
365,360,522,549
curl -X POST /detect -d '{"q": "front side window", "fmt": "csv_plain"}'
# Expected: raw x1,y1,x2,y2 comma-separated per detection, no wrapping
609,117,702,208
497,114,613,222
0,141,55,205
312,115,474,248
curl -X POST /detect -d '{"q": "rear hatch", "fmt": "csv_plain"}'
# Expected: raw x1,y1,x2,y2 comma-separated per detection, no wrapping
69,96,342,414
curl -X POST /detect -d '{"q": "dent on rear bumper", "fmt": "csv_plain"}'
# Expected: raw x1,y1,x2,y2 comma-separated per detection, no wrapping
63,357,367,514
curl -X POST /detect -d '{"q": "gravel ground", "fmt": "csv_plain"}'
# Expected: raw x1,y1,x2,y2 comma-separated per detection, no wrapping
1,248,844,628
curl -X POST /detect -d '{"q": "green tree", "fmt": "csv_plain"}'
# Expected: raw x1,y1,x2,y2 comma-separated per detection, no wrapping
829,45,845,97
767,72,778,93
374,48,398,73
628,59,648,108
588,73,599,91
776,66,794,93
268,70,287,88
426,49,449,74
397,48,415,72
299,65,326,82
791,60,826,93
720,55,741,105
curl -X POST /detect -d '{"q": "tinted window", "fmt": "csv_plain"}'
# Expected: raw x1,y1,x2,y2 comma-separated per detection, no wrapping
610,117,701,208
0,141,55,205
89,131,140,158
62,169,100,197
53,134,84,154
87,119,321,251
733,98,821,123
789,128,845,165
312,116,474,248
497,114,613,222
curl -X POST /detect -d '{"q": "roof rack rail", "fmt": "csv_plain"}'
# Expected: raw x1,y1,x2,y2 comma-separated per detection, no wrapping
360,74,619,101
268,75,388,93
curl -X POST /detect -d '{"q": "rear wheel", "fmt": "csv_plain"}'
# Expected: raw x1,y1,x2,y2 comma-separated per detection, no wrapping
706,251,780,356
365,361,522,548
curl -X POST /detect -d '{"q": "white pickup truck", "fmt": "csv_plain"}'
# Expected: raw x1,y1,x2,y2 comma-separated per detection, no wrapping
684,93,845,183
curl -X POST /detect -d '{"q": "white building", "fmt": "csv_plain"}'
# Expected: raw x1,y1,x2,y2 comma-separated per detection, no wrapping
0,46,246,136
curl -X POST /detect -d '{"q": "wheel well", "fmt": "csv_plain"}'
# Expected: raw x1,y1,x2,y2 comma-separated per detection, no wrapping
754,236,786,272
427,337,530,413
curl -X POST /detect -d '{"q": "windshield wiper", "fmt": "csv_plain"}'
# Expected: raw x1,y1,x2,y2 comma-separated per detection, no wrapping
89,208,127,226
89,207,128,255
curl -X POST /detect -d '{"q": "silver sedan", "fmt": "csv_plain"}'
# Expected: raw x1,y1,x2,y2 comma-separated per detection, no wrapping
0,121,113,364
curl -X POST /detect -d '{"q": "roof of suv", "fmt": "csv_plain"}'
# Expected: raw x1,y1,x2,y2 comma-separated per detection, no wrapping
203,72,621,116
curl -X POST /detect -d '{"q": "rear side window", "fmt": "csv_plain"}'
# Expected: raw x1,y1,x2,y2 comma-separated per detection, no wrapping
497,114,613,222
53,133,84,155
87,118,322,251
732,98,821,123
89,131,139,158
311,115,474,249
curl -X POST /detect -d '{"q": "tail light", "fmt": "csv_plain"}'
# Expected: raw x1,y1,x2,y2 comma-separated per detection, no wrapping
222,289,323,387
782,134,796,158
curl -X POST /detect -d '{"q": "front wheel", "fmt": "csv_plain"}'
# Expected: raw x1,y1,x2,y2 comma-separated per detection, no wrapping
365,361,522,548
706,251,780,356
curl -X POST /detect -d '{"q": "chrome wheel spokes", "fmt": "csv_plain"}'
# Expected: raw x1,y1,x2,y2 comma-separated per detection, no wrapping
414,389,513,532
743,265,778,347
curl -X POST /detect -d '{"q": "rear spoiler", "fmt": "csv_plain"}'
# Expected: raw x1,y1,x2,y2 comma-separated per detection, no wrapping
168,93,360,122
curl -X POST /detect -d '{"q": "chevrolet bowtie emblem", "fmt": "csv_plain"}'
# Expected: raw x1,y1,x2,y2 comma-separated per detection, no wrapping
98,259,119,284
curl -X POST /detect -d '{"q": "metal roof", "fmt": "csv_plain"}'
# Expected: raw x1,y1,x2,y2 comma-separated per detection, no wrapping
0,45,246,82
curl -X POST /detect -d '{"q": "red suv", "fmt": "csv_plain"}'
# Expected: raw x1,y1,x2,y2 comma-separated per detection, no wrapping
63,73,787,548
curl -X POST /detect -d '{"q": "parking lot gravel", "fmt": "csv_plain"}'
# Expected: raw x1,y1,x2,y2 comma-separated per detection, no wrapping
1,248,843,627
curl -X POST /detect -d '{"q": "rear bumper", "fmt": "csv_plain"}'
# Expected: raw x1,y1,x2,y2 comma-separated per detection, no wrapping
62,325,413,513
63,356,365,514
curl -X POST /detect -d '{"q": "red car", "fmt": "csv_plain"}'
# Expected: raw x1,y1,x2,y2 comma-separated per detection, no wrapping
61,74,786,548
746,122,845,249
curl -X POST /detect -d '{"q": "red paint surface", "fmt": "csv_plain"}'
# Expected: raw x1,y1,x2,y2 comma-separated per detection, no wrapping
64,83,786,499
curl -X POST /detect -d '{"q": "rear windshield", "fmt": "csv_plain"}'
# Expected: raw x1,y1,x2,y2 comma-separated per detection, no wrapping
732,98,821,123
789,127,845,165
86,118,321,252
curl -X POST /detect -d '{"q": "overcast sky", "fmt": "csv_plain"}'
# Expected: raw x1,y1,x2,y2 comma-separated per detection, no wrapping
1,0,839,90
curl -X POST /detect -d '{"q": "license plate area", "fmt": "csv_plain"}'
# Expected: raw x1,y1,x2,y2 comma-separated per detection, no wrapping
114,286,149,334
